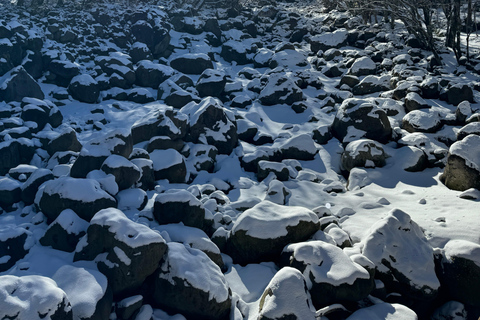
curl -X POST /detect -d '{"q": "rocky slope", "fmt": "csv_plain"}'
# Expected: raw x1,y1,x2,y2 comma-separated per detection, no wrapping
0,1,480,319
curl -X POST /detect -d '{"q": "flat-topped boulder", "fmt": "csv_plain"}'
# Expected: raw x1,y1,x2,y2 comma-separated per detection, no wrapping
36,177,117,222
226,201,319,265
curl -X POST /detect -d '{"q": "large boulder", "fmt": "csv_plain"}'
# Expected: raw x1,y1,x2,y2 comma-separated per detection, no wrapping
153,189,206,229
0,138,35,175
361,209,440,302
130,20,170,56
0,225,34,272
70,129,133,178
68,74,100,104
181,97,238,154
281,241,374,308
445,83,474,106
100,155,141,190
435,240,480,308
341,139,387,172
36,177,117,222
258,73,304,106
332,98,392,144
74,208,167,298
0,275,73,320
131,107,187,144
226,201,319,265
49,59,81,87
155,224,224,269
441,134,480,191
346,303,417,320
53,265,112,320
258,267,316,320
40,209,89,253
134,60,174,88
149,149,187,183
170,53,213,75
0,176,21,210
21,168,54,205
196,69,227,98
0,66,44,102
310,29,348,53
402,110,442,133
352,75,391,95
151,242,231,320
348,56,377,76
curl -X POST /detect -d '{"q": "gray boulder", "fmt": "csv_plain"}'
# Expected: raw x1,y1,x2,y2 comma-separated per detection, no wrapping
68,74,100,104
170,53,213,75
441,134,480,191
40,209,89,252
341,139,387,172
153,189,206,229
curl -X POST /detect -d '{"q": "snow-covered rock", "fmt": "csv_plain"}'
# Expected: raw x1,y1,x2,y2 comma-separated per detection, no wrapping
150,148,187,183
442,134,480,191
332,98,392,143
170,53,213,75
153,189,206,229
310,29,349,53
0,66,44,102
181,97,238,154
258,73,304,106
152,242,231,320
134,60,174,88
101,154,141,191
68,74,100,104
352,74,391,95
74,207,167,298
348,56,377,76
405,92,429,112
281,241,374,308
226,200,319,264
0,176,21,210
0,275,73,320
402,110,442,133
0,225,33,272
341,139,387,172
53,265,112,320
21,168,54,205
258,267,316,320
36,176,117,222
436,240,480,307
346,303,417,320
40,209,89,252
361,209,440,301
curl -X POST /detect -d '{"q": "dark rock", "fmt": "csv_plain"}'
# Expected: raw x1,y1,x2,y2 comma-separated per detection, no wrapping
101,155,141,190
402,110,442,133
0,226,33,272
332,98,392,144
310,29,348,53
49,59,81,86
40,209,89,252
68,74,100,104
181,97,238,154
446,83,474,106
153,189,205,229
258,73,303,106
135,60,174,88
130,42,152,63
170,53,213,75
0,177,21,210
196,69,227,98
0,138,35,175
131,107,187,144
37,176,117,222
21,168,54,205
46,125,82,156
341,139,387,172
151,242,231,320
0,66,44,102
74,208,167,298
130,158,155,191
226,201,319,265
257,160,290,181
281,241,374,308
436,239,480,308
150,149,187,183
146,136,184,153
352,75,391,95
